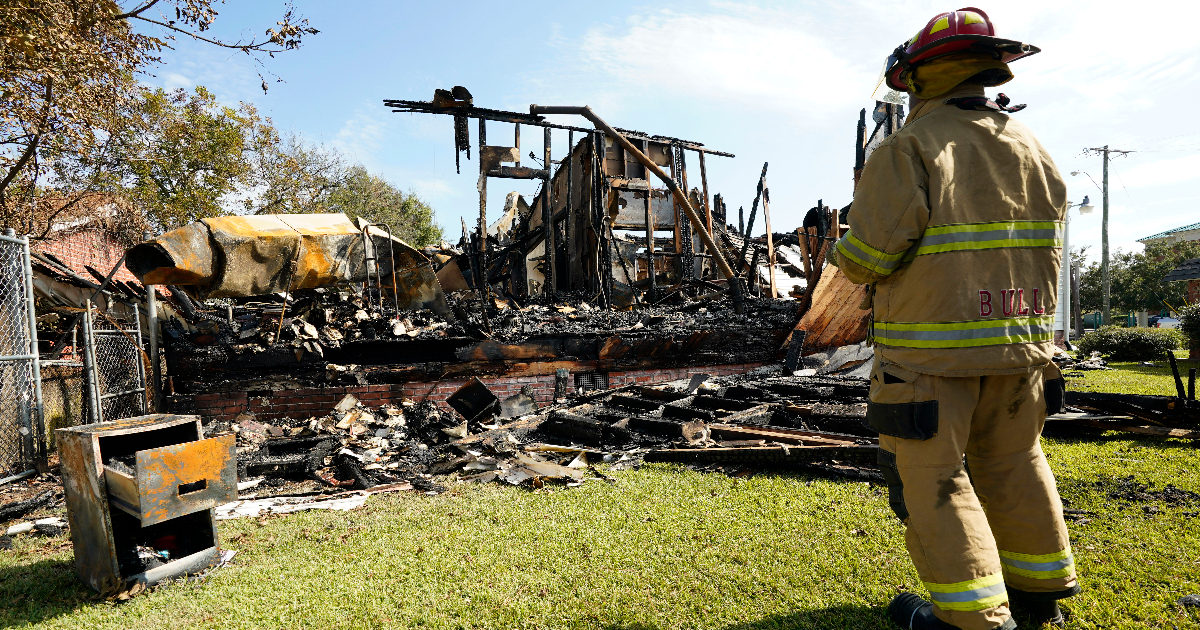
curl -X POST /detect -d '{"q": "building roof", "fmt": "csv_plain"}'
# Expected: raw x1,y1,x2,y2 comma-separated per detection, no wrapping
1164,257,1200,283
1137,220,1200,243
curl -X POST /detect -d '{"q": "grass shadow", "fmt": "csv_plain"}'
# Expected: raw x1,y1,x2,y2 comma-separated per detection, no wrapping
1042,427,1200,451
0,556,102,627
719,605,891,630
600,605,891,630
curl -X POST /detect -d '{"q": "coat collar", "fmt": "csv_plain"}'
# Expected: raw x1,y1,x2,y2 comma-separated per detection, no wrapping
904,84,987,125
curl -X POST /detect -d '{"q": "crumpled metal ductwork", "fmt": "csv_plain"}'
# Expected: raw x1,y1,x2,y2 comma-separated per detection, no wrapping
125,214,449,314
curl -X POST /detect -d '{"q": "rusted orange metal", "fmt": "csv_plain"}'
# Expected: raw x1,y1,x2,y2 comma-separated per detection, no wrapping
57,414,232,594
105,434,236,526
127,214,449,314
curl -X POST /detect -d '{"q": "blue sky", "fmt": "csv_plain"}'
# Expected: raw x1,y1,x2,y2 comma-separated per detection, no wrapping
145,0,1200,263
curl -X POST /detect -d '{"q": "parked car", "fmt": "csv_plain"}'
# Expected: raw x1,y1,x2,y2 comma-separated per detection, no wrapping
1155,317,1181,329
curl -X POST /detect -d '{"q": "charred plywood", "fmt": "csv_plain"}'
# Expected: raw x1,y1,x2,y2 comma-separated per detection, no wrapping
789,267,871,355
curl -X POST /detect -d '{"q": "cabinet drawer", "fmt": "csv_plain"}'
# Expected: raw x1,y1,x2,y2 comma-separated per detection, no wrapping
105,434,237,526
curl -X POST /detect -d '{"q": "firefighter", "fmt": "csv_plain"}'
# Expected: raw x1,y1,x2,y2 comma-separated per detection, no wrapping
832,7,1079,630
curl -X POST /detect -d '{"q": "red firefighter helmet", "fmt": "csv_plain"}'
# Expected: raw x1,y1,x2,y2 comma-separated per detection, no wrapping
884,7,1039,92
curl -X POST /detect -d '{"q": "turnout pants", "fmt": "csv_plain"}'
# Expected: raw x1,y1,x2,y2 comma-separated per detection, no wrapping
869,360,1079,630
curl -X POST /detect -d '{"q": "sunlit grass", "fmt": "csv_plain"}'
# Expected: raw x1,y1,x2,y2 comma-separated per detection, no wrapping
1065,354,1199,396
4,444,1200,629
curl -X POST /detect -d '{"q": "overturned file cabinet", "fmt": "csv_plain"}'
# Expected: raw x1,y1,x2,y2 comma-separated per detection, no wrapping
57,414,237,594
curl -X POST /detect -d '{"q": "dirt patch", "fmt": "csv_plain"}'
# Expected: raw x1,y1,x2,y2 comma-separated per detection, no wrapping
1061,475,1200,517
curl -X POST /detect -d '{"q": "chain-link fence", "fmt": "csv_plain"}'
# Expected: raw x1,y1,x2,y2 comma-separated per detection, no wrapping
0,231,43,483
83,301,148,423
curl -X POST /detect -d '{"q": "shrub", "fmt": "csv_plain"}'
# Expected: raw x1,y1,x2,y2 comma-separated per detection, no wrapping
1179,303,1200,345
1076,325,1183,361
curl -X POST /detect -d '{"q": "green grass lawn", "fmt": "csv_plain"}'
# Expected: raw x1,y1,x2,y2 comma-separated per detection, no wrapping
3,362,1200,629
1065,353,1199,396
4,444,1200,629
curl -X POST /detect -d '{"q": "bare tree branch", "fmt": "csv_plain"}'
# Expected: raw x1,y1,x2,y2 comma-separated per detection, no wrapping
129,14,289,53
109,0,162,21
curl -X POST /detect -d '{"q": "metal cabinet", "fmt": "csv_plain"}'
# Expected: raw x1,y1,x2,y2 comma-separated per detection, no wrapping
57,414,236,593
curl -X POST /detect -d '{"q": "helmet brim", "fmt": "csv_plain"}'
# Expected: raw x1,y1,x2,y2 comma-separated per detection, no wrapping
885,35,1040,92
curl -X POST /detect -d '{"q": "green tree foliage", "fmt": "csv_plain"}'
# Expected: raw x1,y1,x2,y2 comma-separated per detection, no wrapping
115,86,272,230
250,134,344,216
251,140,443,247
1179,303,1200,345
0,0,315,231
326,166,442,246
1077,325,1182,361
1077,241,1200,314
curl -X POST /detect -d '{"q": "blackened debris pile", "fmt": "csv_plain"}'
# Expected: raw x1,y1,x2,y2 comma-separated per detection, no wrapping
228,369,881,498
230,393,460,494
166,284,800,394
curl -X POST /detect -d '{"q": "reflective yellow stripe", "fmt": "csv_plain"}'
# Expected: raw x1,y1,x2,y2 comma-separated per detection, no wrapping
924,572,1007,612
929,16,950,34
835,230,908,277
1000,549,1075,580
915,221,1063,256
963,11,985,25
874,316,1054,349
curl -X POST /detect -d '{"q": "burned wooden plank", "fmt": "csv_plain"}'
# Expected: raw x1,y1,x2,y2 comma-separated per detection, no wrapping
627,415,687,437
645,444,875,466
540,411,630,447
607,393,664,413
0,490,55,524
626,386,689,403
690,395,759,412
1047,413,1200,440
707,423,873,447
710,404,775,425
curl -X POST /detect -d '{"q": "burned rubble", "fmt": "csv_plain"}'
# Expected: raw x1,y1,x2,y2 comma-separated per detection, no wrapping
224,356,882,500
162,284,801,395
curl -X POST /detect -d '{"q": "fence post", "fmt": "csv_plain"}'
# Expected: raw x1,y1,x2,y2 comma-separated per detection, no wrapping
144,231,161,411
17,233,45,466
132,303,148,415
83,300,103,424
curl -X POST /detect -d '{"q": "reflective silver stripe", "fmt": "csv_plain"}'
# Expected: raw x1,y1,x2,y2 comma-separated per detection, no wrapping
838,237,902,273
876,320,1052,342
836,231,908,276
928,582,1007,605
1002,556,1073,573
919,227,1060,247
914,221,1063,256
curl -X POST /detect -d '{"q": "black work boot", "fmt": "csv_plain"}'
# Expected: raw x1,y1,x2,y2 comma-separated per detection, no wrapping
1008,588,1067,627
887,593,959,629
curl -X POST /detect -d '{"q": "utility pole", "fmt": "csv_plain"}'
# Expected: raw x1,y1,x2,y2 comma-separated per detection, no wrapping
1084,145,1133,326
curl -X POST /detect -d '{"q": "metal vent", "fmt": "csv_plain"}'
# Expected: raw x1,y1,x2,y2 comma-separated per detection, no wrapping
574,372,609,392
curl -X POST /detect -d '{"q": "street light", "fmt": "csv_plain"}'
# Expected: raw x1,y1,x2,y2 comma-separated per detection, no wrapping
1056,195,1094,347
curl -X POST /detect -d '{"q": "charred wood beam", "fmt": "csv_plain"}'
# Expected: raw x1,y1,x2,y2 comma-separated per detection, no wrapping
738,163,768,273
529,105,736,282
566,129,575,290
643,139,658,302
543,127,556,297
0,490,54,523
477,119,491,330
383,98,734,157
488,166,549,180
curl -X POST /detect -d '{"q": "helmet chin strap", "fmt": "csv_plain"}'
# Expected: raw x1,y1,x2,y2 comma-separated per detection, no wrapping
945,92,1027,113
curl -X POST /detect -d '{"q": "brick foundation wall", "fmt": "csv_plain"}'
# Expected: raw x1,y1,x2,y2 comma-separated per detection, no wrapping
191,362,765,423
